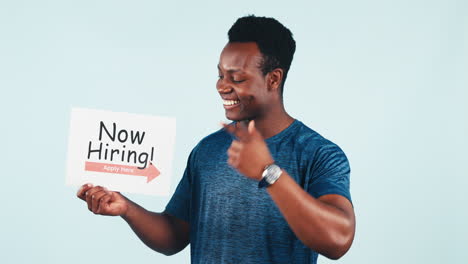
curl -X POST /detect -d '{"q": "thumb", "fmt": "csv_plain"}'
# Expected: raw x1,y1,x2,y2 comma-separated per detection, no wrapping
248,120,262,138
110,191,121,202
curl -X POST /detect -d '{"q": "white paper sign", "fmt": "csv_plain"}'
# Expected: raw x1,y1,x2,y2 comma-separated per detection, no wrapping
66,108,176,196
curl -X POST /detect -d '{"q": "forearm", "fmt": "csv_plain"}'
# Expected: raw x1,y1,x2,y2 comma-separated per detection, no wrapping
121,199,189,255
267,172,355,259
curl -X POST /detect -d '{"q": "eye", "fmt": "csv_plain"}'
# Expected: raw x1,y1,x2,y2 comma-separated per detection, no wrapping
218,75,224,80
232,79,245,84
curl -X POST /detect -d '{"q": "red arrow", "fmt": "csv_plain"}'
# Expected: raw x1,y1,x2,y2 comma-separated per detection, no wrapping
84,161,160,183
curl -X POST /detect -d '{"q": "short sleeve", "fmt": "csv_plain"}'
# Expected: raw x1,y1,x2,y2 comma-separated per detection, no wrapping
307,144,352,204
164,149,196,222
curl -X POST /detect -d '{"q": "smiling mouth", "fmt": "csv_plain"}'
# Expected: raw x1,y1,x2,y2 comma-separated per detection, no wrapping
223,99,240,106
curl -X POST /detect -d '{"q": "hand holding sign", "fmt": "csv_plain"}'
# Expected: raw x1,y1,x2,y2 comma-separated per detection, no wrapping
76,184,127,216
223,120,274,181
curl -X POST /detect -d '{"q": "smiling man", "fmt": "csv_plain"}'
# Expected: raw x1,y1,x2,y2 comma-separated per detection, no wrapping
77,15,355,264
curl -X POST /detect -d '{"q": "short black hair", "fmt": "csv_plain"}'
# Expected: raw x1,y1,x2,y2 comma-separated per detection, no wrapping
228,15,296,95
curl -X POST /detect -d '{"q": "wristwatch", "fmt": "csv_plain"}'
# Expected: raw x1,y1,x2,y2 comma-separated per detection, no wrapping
258,164,282,188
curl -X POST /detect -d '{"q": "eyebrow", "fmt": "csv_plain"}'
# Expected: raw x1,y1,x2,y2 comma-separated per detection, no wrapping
217,64,245,74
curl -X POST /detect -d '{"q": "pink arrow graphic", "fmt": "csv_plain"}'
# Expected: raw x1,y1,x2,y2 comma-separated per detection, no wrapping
85,161,161,183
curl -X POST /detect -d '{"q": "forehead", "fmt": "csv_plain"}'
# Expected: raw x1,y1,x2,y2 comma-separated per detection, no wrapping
218,42,263,73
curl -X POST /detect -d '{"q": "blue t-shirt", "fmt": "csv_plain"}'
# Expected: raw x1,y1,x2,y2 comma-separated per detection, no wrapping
165,120,351,264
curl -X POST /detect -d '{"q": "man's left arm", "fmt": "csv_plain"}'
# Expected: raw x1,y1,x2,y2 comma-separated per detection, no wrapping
267,171,355,260
223,120,355,260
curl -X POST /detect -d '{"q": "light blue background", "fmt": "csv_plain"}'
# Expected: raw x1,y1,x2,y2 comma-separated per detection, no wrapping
1,0,467,263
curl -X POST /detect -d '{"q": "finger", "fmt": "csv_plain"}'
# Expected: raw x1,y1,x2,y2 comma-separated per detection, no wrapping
227,148,239,159
85,186,105,211
230,140,242,151
77,183,94,201
91,190,108,213
248,120,255,134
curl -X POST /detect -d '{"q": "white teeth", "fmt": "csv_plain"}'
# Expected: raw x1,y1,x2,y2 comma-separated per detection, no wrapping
223,100,240,106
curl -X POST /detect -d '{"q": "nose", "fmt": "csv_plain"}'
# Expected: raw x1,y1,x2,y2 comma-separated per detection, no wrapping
217,78,233,94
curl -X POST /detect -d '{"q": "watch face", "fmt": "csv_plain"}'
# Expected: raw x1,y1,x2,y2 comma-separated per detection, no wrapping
265,164,281,184
265,173,274,183
259,164,282,188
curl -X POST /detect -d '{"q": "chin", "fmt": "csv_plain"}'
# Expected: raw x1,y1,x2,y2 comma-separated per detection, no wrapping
225,116,241,121
225,112,240,121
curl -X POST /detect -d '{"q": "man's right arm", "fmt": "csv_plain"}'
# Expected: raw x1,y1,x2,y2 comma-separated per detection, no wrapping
76,184,190,256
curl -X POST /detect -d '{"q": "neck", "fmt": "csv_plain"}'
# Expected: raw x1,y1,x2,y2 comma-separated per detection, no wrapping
240,105,295,139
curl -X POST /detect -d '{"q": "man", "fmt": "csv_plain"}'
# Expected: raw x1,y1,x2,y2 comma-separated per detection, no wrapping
77,15,355,263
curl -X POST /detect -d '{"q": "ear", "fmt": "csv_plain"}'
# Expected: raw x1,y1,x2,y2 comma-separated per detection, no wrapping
267,68,284,93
